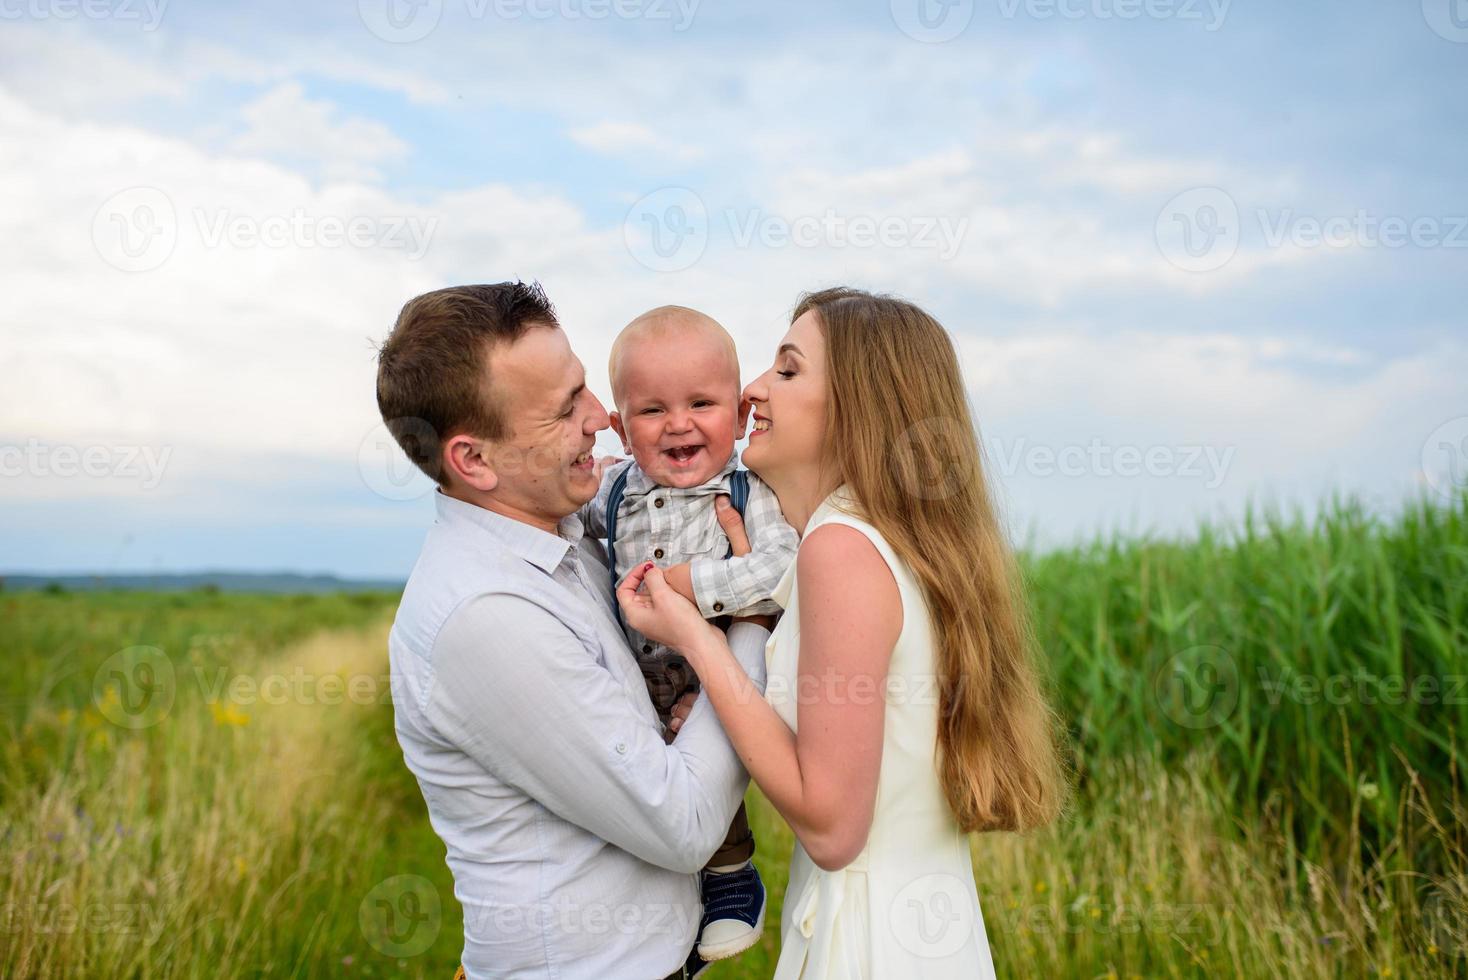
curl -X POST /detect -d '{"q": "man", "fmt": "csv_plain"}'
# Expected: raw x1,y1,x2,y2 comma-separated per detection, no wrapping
376,282,768,979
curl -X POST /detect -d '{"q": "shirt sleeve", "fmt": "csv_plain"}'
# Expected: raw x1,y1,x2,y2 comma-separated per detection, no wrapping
427,591,768,874
688,473,801,617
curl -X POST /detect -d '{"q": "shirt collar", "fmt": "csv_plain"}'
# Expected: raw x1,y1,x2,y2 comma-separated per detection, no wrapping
622,450,740,497
434,490,583,574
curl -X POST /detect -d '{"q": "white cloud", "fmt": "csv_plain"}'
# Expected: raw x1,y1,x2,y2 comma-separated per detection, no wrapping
229,81,408,183
569,120,703,162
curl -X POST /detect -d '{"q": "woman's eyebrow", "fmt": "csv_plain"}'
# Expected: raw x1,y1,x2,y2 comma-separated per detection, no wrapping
778,343,803,357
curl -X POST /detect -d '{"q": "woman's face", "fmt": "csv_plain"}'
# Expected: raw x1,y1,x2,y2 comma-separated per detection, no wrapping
740,310,829,485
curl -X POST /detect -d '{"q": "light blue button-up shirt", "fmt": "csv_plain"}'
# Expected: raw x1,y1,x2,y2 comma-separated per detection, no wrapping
388,490,769,979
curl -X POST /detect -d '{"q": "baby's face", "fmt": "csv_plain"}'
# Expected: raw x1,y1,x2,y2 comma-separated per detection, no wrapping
612,332,742,489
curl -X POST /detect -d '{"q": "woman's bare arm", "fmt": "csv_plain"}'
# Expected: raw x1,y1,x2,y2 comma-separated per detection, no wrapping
681,523,901,870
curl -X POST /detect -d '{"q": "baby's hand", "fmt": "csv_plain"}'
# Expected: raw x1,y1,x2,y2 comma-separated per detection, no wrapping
593,453,625,483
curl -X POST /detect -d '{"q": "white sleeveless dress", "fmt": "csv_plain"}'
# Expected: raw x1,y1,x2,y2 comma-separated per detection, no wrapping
765,486,996,980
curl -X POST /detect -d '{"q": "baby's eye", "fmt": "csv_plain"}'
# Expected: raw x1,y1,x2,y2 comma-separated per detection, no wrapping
693,401,712,408
640,408,661,415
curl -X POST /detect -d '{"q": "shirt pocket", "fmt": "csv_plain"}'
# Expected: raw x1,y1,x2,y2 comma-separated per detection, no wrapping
677,512,728,560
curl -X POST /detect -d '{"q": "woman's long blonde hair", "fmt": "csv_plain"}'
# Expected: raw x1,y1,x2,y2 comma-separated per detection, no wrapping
796,287,1067,834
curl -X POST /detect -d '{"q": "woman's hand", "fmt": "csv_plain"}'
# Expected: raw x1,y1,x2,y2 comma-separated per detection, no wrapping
616,561,721,656
714,494,750,556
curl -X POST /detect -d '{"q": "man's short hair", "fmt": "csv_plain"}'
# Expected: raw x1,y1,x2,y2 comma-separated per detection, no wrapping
376,281,557,484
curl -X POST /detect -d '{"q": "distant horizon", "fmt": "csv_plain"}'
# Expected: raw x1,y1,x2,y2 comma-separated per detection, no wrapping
7,479,1457,584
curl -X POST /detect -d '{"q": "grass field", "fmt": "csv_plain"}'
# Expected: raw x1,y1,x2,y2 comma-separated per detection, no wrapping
2,493,1465,978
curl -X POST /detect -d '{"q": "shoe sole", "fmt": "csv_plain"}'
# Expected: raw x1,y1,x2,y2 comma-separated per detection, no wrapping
696,901,766,962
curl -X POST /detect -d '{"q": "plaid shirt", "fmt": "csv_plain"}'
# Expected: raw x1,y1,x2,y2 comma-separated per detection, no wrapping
579,451,799,714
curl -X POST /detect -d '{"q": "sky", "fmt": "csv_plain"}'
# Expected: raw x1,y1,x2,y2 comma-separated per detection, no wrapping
1,0,1465,580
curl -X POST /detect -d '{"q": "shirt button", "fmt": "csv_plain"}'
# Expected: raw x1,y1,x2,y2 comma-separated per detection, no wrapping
713,602,724,613
642,644,652,654
654,548,664,559
615,742,627,755
654,498,664,508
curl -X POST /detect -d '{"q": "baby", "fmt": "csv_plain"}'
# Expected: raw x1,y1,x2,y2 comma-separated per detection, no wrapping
578,305,799,965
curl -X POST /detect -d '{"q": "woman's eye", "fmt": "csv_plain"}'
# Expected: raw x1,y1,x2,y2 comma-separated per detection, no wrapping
777,370,796,379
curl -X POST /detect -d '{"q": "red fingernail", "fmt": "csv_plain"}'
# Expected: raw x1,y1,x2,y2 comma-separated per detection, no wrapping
644,562,654,570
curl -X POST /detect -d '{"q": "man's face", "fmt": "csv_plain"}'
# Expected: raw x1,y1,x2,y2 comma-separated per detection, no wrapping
481,325,609,525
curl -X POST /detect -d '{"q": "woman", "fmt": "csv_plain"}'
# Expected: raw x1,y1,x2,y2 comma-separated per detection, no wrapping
617,287,1066,978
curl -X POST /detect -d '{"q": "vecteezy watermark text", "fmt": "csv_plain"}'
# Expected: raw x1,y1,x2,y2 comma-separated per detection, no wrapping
92,187,438,273
1,440,172,490
0,0,167,29
989,437,1235,489
358,0,701,43
623,187,970,272
1156,187,1468,273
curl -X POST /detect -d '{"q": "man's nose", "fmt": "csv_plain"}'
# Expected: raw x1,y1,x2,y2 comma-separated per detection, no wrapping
585,393,610,433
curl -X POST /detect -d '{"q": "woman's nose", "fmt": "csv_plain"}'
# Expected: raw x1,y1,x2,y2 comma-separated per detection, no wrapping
742,373,767,405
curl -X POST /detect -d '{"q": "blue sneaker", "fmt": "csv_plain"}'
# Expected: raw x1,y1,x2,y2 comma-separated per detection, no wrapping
696,862,766,961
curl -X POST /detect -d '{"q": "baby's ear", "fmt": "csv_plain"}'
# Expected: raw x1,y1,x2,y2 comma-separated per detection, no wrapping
736,399,752,434
609,412,630,452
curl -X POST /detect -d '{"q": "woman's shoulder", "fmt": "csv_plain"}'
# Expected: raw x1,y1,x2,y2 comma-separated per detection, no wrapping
804,487,895,560
800,488,910,594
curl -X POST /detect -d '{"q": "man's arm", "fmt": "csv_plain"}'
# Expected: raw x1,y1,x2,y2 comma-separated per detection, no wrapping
687,477,799,617
429,592,768,874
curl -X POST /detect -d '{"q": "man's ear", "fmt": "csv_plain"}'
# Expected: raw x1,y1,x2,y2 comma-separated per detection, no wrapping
609,412,630,454
443,434,499,493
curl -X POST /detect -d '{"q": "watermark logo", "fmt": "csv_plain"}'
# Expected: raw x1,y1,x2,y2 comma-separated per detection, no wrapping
93,189,437,272
1422,417,1468,499
1423,0,1468,42
93,187,177,273
359,419,438,502
358,0,443,42
1158,186,1468,272
360,875,442,957
1153,645,1239,729
889,873,977,958
92,646,176,729
624,187,709,273
891,0,974,42
1155,187,1239,273
1423,878,1467,955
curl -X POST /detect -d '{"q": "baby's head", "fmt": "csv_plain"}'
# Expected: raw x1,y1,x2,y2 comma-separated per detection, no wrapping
608,305,744,489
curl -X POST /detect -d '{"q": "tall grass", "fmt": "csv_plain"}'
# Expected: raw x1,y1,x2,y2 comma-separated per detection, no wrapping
1028,493,1468,874
2,491,1465,977
0,591,461,978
